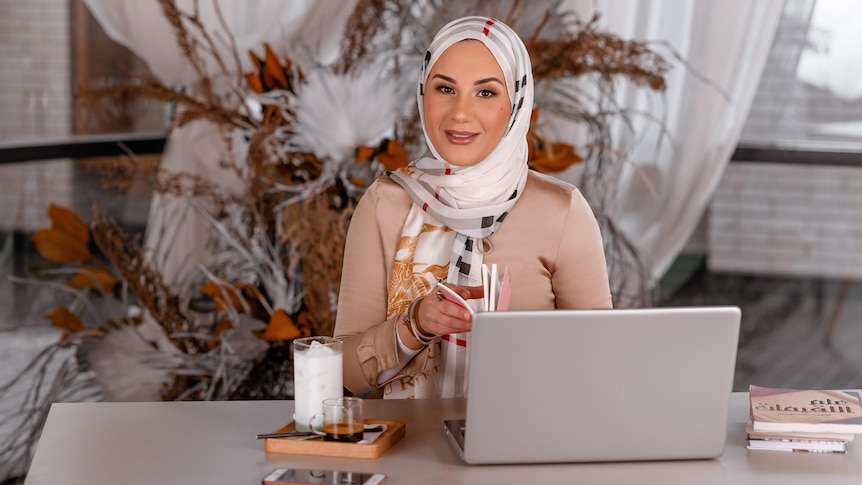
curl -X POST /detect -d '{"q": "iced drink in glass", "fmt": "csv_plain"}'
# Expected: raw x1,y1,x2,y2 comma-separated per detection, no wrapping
292,336,343,432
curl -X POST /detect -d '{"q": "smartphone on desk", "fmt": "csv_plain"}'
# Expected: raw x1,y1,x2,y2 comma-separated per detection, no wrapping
262,467,386,485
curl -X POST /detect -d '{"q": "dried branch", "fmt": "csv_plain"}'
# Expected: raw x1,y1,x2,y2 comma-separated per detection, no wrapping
157,0,214,101
283,194,355,337
90,205,206,355
528,14,669,91
338,0,396,73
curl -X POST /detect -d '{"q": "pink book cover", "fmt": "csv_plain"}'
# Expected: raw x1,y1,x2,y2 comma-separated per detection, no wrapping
750,385,862,433
496,266,510,311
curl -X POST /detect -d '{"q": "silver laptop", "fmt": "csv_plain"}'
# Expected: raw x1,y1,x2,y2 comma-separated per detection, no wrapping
444,306,741,464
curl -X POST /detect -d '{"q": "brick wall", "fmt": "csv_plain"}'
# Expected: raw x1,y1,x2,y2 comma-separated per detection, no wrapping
0,0,72,140
709,162,862,279
0,0,74,231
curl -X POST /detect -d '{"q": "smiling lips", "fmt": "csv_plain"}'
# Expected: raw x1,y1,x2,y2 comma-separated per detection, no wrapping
445,130,478,144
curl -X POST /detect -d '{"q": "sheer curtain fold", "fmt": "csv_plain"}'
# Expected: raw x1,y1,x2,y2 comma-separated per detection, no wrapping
82,0,326,83
82,0,357,283
567,0,783,293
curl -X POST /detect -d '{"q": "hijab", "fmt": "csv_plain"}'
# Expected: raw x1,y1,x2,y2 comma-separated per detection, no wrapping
385,16,533,398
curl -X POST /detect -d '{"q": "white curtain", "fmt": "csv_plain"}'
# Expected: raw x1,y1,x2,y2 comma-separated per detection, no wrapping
559,0,783,295
83,0,357,285
85,0,784,299
82,0,364,87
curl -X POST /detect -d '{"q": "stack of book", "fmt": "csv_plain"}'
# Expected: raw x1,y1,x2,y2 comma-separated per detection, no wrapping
747,385,862,453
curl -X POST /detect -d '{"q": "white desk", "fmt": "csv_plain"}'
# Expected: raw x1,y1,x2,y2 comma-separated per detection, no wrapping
23,393,862,485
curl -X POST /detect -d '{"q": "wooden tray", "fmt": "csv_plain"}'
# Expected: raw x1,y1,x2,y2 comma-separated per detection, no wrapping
264,420,405,459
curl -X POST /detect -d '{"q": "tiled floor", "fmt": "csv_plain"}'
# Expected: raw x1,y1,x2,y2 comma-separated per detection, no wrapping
661,263,862,392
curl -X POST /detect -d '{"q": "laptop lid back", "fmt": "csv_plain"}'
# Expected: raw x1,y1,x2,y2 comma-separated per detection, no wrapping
460,306,741,464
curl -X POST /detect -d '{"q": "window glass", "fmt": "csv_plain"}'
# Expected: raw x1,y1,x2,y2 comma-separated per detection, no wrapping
740,0,862,150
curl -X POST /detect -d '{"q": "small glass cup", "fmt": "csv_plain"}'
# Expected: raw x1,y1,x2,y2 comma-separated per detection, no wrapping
309,397,364,442
292,336,343,432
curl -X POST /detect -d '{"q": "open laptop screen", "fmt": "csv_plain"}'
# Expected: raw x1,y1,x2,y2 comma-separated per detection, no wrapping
447,306,741,464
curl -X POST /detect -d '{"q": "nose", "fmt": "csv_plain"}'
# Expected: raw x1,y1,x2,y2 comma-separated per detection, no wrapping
451,94,473,123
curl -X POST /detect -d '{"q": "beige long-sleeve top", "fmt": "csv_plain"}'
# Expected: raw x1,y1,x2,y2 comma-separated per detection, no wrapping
334,170,613,395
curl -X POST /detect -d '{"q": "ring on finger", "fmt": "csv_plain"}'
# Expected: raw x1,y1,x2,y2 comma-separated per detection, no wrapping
435,289,444,301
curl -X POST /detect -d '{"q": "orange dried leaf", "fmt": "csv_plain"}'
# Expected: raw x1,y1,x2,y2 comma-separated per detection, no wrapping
530,142,583,173
549,142,583,164
199,280,248,312
47,203,89,246
31,228,91,263
378,140,408,171
261,70,277,91
45,306,85,334
245,72,263,94
248,50,263,70
260,309,301,341
66,267,116,292
349,177,367,188
207,319,234,350
356,145,375,163
264,43,288,89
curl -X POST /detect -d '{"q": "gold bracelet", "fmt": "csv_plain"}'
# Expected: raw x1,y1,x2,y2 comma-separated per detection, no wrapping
401,308,417,339
401,304,426,344
406,297,436,345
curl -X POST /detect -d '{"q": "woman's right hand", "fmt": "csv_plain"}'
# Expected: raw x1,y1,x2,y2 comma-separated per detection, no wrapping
416,284,483,336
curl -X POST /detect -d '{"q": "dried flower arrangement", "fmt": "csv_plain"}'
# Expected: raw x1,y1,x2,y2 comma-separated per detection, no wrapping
1,0,671,479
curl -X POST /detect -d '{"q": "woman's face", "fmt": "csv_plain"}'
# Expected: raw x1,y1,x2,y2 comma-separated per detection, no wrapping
423,40,511,167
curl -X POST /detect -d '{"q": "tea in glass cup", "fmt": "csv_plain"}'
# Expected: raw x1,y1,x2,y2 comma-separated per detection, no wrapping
309,397,364,442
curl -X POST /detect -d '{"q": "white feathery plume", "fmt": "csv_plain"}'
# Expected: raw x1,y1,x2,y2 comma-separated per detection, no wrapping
279,62,414,202
79,322,182,401
292,62,409,163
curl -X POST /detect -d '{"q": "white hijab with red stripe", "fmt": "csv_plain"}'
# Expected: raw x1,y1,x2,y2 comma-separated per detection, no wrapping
385,17,533,398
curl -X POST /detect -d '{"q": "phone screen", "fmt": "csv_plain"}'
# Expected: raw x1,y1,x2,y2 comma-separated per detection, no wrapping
263,468,383,485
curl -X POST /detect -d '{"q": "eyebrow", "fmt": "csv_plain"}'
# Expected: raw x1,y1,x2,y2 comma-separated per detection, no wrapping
431,74,505,86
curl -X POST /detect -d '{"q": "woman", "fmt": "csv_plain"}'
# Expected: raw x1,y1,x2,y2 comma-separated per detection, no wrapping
334,16,612,399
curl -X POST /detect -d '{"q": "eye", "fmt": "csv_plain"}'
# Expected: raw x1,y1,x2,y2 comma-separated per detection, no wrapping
477,88,497,98
434,84,454,94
